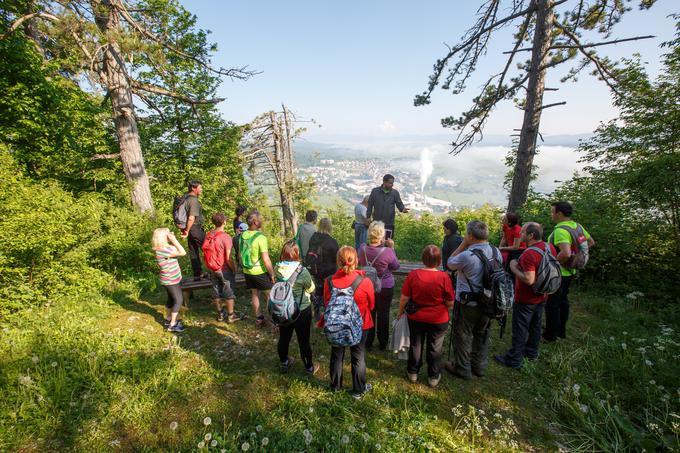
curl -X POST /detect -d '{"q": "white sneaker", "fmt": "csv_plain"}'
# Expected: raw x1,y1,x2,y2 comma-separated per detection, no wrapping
407,372,418,383
428,374,442,388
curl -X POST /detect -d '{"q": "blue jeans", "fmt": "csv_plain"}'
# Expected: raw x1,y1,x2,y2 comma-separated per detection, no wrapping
503,302,545,367
354,223,368,251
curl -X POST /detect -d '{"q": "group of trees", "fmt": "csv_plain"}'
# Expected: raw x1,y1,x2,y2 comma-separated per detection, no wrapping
2,0,254,214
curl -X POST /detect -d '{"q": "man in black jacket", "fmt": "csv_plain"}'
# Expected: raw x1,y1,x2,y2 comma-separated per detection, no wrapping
366,174,409,238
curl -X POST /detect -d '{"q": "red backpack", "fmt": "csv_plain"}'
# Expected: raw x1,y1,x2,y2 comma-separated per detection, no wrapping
202,231,227,272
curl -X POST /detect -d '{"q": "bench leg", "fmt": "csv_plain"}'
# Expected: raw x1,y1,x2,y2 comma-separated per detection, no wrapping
182,289,191,308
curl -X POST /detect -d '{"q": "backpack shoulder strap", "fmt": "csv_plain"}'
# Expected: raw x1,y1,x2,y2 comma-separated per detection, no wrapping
326,275,334,291
287,263,304,286
369,247,386,267
350,275,365,293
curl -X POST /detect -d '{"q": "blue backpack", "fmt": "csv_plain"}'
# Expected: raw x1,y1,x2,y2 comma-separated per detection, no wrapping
323,275,364,347
268,264,304,326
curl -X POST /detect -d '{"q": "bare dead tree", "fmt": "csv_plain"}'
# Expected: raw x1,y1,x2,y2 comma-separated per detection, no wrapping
415,0,656,212
2,0,258,214
241,105,309,236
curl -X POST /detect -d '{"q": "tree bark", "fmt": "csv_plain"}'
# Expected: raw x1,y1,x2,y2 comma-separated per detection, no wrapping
270,112,296,237
507,0,554,213
93,0,155,214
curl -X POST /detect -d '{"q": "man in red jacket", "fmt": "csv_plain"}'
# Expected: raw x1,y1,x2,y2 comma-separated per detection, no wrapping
495,222,556,368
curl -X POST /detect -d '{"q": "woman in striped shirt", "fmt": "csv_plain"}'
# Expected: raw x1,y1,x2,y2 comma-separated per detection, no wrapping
152,228,187,332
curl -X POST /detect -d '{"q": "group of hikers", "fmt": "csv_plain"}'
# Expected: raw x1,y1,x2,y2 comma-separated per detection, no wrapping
151,174,594,399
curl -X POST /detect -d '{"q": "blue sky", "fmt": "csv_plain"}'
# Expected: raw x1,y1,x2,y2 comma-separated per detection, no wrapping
185,0,677,142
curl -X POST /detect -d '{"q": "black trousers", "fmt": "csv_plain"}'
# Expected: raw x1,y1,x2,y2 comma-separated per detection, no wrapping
366,287,393,350
544,275,574,341
330,329,368,394
407,319,448,378
503,302,544,367
277,307,313,369
164,284,183,312
187,224,205,278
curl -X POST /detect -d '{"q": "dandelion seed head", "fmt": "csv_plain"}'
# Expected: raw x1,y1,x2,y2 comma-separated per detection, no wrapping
51,361,58,368
348,425,356,433
31,356,39,364
204,433,212,441
203,417,211,426
261,437,269,446
241,441,250,451
197,441,205,448
621,343,627,350
579,404,589,414
341,434,349,444
211,440,218,447
169,421,178,430
256,424,263,432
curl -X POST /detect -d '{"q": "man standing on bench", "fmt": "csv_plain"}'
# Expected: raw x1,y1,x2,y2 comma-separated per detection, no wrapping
180,180,205,281
366,174,409,240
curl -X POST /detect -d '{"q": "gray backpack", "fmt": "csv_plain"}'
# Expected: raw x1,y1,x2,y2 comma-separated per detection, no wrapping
360,246,386,293
527,244,562,295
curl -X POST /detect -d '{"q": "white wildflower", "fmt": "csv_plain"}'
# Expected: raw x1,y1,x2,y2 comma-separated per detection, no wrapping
348,425,356,433
109,439,121,447
645,359,653,366
169,421,178,430
650,380,657,385
256,425,263,432
204,433,212,441
51,361,58,368
31,356,39,364
609,336,615,341
341,434,350,444
261,437,269,446
18,375,32,386
579,404,589,414
203,417,211,426
376,444,382,450
241,441,250,451
572,383,581,396
197,441,205,449
303,429,311,437
211,440,218,447
621,343,627,350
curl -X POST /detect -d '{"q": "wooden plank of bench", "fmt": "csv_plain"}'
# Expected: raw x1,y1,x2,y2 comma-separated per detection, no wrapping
179,263,426,307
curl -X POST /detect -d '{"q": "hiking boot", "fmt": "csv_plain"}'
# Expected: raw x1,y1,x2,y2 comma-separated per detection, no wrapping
227,312,245,323
217,309,228,322
280,357,294,373
494,355,520,369
428,374,442,388
306,363,320,376
444,362,471,380
167,320,185,332
256,315,266,327
352,383,373,400
407,372,418,383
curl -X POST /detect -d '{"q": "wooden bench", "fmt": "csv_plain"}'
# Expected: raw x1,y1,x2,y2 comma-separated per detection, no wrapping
179,262,426,306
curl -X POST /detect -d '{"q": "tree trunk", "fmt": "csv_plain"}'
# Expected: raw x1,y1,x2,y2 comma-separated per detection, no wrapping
507,0,554,213
282,105,298,235
271,112,296,236
93,0,155,214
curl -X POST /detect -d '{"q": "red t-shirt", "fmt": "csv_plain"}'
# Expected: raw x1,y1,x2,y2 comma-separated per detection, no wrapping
502,224,526,262
401,269,454,324
322,270,375,330
514,241,557,305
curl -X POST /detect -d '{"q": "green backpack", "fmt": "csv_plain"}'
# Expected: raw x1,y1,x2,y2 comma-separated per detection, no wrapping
238,231,263,270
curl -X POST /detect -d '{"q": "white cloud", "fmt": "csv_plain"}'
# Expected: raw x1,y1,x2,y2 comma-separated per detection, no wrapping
378,120,397,132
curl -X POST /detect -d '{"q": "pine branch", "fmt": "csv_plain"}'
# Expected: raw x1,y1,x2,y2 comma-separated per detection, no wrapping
129,79,224,104
1,12,59,40
553,19,622,96
112,0,259,80
503,34,655,53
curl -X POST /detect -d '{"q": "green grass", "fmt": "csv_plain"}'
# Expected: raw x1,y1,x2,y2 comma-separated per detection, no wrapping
1,278,678,452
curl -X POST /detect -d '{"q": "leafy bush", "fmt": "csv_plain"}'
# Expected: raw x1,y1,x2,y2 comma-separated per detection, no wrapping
0,152,157,316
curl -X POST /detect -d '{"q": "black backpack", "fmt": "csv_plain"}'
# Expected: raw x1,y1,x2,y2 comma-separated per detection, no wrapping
172,194,189,230
466,247,514,332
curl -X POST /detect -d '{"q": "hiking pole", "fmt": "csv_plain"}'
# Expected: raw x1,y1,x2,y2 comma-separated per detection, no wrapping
447,306,455,361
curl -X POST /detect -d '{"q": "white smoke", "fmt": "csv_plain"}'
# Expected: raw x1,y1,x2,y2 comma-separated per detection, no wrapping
420,147,433,193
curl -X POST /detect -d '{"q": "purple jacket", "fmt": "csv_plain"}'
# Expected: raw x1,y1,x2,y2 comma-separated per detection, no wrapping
358,244,400,290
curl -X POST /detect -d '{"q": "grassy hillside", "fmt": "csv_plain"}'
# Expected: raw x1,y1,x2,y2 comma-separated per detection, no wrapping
1,277,677,452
